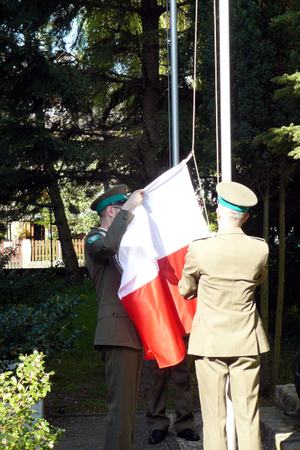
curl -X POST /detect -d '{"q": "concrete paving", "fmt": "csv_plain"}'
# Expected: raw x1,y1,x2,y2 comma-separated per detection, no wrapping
47,384,300,450
47,408,275,450
48,411,183,450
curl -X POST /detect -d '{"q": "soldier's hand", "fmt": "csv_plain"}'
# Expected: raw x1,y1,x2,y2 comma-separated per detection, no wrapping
122,190,145,212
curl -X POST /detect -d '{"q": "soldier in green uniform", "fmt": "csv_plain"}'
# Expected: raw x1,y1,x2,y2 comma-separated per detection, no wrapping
179,181,269,450
85,185,144,450
146,337,200,445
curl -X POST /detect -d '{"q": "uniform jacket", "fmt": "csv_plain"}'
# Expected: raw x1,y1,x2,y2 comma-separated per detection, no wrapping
179,227,269,357
85,210,142,350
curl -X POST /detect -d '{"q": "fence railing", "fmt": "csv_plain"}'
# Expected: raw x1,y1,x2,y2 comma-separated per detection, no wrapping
31,239,85,262
1,239,85,269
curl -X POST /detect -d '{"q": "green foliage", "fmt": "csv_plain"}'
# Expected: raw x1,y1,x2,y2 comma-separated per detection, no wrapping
0,224,7,241
229,1,299,170
255,125,300,157
44,277,107,414
270,7,300,73
0,250,85,370
0,0,101,230
0,271,62,308
35,184,99,237
272,72,300,100
0,247,17,276
0,288,84,371
0,350,63,449
254,5,300,161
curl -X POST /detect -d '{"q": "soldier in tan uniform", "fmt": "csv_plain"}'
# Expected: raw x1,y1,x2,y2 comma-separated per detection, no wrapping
179,181,269,450
85,185,144,450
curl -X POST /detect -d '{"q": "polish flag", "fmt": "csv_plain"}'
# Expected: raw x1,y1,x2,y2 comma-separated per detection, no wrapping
118,158,210,368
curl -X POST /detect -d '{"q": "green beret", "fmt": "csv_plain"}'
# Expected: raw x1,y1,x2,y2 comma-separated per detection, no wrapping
91,185,128,214
216,181,257,212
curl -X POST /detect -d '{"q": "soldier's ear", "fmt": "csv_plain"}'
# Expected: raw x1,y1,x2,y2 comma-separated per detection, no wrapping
105,205,114,218
242,212,249,224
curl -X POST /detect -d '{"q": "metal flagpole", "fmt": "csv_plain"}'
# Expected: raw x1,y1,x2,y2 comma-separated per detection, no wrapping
219,1,236,449
170,0,180,167
219,0,232,181
170,0,235,447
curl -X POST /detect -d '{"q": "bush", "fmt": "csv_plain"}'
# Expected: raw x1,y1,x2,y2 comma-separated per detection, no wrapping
0,247,17,276
0,270,63,308
0,293,84,371
0,350,63,449
0,247,85,371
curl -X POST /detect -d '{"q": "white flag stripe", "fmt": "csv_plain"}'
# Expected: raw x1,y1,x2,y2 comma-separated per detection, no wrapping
141,157,189,194
143,161,208,258
119,206,158,297
118,159,210,299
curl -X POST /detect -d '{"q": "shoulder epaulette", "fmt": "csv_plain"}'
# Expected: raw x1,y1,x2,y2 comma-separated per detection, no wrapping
193,235,215,243
249,236,266,243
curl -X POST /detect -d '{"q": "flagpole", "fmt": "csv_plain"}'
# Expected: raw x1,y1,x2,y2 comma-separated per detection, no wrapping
170,0,180,167
219,0,232,181
219,1,236,449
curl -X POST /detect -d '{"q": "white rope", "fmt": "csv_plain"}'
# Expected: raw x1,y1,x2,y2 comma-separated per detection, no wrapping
165,1,172,168
190,0,210,228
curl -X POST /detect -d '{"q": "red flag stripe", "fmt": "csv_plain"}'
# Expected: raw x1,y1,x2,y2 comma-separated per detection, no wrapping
121,274,187,368
157,245,197,336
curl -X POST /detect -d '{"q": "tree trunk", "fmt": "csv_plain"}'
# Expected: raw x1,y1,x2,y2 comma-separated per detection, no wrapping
260,180,270,395
141,0,160,146
271,175,285,395
139,0,163,181
47,169,82,285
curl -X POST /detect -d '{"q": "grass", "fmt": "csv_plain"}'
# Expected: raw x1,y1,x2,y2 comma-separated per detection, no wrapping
44,276,200,415
44,277,107,414
44,276,299,415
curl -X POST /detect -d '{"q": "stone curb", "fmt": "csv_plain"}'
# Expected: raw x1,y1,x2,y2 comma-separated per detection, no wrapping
276,384,300,413
260,407,300,450
260,385,300,450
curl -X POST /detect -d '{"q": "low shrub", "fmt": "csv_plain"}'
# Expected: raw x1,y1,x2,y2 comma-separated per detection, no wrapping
0,293,84,371
0,246,85,371
0,350,63,449
0,270,63,308
0,247,16,277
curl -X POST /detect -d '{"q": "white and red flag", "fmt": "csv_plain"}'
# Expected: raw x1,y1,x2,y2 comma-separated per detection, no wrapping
118,158,210,368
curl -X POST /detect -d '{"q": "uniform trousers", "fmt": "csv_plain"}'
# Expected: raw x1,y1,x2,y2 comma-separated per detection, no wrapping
146,337,194,433
195,355,261,450
99,345,142,450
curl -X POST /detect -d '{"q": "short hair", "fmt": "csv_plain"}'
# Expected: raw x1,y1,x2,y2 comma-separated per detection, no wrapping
218,203,246,223
99,206,109,221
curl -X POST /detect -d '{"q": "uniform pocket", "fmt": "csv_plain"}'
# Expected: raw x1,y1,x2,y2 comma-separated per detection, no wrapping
98,304,128,319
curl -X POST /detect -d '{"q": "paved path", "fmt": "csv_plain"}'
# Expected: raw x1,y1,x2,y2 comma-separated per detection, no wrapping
48,410,271,450
48,412,183,450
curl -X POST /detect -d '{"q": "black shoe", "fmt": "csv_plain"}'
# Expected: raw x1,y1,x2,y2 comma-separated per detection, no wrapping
177,428,200,441
148,429,168,445
283,408,300,419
